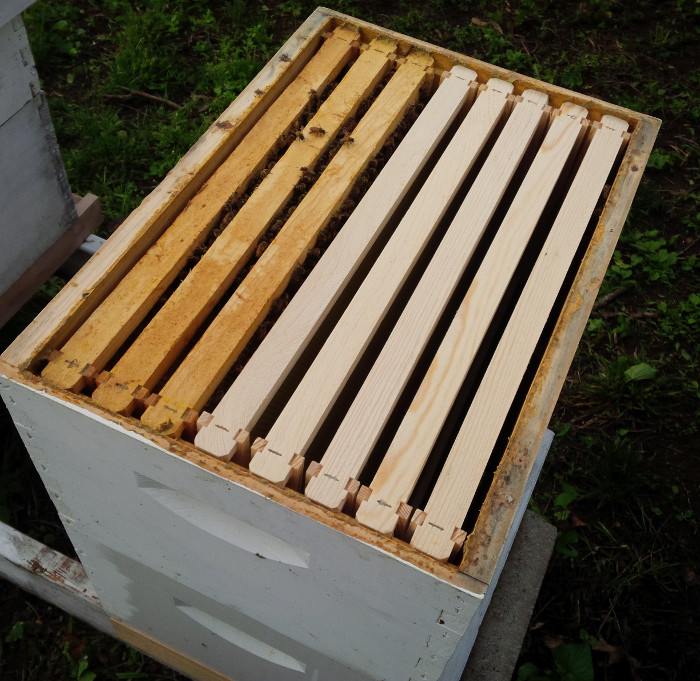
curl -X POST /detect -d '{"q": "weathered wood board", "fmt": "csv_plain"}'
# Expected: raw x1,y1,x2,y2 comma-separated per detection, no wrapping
0,520,112,635
0,14,39,125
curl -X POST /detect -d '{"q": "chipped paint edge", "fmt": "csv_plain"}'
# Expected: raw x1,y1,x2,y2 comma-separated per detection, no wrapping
0,519,113,634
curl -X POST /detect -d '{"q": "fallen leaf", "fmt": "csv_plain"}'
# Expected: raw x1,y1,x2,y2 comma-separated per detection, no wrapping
682,566,698,585
544,633,566,649
593,637,624,665
58,629,87,659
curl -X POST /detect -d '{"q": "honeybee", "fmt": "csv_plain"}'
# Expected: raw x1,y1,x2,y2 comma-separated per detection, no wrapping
300,166,316,182
224,192,239,211
308,126,326,136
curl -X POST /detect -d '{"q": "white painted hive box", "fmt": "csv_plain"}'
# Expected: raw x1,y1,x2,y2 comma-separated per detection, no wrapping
0,7,77,319
0,8,659,681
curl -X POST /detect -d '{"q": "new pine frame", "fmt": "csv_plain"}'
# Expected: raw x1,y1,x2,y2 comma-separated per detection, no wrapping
0,7,659,590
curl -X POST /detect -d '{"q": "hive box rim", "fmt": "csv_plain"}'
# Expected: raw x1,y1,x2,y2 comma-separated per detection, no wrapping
0,362,489,596
0,6,660,587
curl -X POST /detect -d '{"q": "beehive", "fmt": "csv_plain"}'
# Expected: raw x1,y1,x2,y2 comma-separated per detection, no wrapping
0,8,658,681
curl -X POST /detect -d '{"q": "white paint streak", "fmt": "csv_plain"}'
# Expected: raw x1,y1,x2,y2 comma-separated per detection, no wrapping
136,473,311,568
0,531,21,564
175,600,307,673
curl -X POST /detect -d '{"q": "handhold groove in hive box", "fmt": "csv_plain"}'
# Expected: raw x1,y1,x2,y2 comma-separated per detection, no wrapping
355,101,589,537
90,36,397,417
135,473,311,568
250,77,515,489
194,65,479,463
174,601,307,673
40,24,359,394
140,49,435,438
409,114,629,562
302,88,551,512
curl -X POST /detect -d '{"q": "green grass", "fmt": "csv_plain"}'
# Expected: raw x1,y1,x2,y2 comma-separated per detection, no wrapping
1,0,698,679
22,0,277,220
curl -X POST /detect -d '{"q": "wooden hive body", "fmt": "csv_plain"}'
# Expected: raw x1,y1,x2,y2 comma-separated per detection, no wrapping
0,7,658,681
0,7,101,326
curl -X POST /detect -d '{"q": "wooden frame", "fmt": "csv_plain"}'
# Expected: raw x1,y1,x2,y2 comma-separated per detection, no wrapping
355,102,588,538
0,7,659,681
